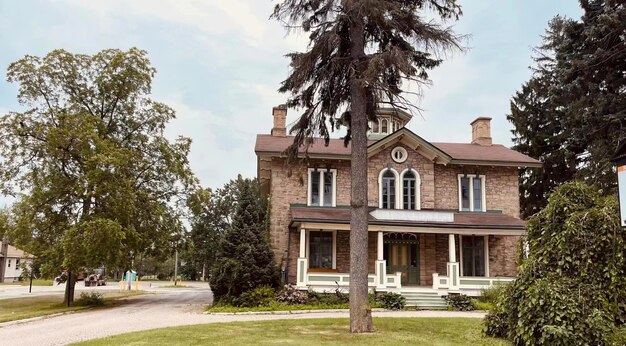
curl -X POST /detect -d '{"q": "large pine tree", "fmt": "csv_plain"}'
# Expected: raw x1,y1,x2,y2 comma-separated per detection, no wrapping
510,1,626,216
272,0,463,332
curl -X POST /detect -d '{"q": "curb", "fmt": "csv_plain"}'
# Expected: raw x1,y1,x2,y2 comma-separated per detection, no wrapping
205,308,387,316
0,311,79,328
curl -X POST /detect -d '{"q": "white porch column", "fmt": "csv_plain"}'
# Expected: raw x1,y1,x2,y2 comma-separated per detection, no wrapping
447,234,460,292
375,231,387,289
296,228,308,288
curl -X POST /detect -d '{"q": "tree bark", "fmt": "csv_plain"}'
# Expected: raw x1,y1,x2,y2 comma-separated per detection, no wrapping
348,6,374,333
63,271,76,307
0,234,9,283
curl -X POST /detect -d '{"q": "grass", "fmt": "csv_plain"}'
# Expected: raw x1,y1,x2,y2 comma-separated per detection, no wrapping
74,318,507,346
161,284,189,288
0,279,54,286
472,299,495,311
206,302,350,313
0,290,145,323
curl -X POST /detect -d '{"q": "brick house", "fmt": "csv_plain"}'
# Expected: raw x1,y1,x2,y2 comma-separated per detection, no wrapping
255,106,540,306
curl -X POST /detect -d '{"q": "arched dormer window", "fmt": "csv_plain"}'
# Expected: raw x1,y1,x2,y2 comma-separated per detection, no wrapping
372,119,379,133
381,119,388,134
401,169,421,210
379,169,398,209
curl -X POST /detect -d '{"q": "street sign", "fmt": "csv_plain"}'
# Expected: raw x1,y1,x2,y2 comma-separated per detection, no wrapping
618,165,626,227
611,141,626,227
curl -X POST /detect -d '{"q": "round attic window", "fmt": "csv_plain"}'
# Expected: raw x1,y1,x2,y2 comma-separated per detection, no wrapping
391,146,408,163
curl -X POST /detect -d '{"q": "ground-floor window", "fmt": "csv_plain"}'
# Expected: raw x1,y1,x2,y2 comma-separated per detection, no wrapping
461,235,486,277
308,231,333,269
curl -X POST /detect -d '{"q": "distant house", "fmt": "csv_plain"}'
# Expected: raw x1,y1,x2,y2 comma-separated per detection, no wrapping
0,242,32,282
255,106,541,308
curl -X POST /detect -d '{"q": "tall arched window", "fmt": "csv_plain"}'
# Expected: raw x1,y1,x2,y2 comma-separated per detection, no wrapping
403,171,417,210
381,170,396,209
401,169,420,210
381,119,388,134
372,120,379,133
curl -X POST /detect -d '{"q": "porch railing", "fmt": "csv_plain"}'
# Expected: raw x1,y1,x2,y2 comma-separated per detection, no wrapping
432,273,515,290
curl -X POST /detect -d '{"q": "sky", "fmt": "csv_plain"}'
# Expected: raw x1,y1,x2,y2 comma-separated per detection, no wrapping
0,0,582,193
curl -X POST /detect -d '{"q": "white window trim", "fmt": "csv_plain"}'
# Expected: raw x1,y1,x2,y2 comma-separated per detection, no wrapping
400,168,421,210
305,229,337,269
307,168,337,207
457,174,486,212
378,168,401,209
459,235,490,277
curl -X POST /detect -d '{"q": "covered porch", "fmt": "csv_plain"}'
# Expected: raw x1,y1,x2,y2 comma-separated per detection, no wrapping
289,207,523,296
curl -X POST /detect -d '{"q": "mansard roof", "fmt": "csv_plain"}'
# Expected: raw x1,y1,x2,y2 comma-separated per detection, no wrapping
255,127,541,167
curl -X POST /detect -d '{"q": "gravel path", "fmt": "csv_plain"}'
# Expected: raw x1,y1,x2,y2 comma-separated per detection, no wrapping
0,283,485,346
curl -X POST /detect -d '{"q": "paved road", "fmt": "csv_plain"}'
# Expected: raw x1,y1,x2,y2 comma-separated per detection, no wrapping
0,282,485,346
0,280,195,299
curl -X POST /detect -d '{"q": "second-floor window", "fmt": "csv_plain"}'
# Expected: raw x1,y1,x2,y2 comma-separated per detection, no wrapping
402,170,418,210
308,168,337,207
459,174,486,212
381,170,396,209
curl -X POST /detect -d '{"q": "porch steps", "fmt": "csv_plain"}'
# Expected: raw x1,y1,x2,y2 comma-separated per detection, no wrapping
401,291,447,310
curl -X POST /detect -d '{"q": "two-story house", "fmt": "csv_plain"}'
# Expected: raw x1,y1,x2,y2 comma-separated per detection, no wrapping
255,106,540,307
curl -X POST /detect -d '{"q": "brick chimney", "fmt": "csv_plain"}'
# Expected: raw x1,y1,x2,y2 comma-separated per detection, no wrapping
471,117,492,146
271,105,287,137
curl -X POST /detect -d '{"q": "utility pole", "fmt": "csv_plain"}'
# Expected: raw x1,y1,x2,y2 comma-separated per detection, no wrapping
174,248,178,286
0,234,9,283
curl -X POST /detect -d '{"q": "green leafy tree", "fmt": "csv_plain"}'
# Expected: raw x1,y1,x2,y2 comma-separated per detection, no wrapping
185,179,243,280
0,48,196,304
209,177,278,301
272,0,463,332
485,182,626,344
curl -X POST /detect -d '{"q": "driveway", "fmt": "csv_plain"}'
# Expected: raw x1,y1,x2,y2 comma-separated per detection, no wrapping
0,282,485,346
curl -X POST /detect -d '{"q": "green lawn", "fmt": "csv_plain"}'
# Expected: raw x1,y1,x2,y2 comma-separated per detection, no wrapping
74,318,507,346
0,290,144,323
206,302,350,313
0,279,53,286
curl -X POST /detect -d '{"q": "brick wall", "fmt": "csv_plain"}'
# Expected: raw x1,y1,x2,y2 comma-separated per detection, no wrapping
367,143,435,209
270,140,522,282
434,165,520,218
489,235,520,277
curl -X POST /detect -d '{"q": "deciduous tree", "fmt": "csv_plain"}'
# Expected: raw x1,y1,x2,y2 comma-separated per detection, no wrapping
0,48,196,304
272,0,463,331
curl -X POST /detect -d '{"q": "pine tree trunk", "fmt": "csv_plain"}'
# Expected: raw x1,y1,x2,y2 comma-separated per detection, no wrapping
348,8,374,333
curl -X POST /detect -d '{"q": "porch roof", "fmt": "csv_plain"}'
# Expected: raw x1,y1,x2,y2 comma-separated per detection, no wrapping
289,206,525,232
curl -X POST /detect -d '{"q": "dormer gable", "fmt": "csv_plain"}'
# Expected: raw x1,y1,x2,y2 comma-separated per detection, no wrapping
367,127,452,165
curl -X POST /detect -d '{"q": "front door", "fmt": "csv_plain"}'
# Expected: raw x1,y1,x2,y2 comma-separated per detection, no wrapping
384,233,419,286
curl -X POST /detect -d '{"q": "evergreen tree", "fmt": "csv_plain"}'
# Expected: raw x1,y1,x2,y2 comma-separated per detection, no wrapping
209,177,278,301
272,0,463,331
509,1,626,216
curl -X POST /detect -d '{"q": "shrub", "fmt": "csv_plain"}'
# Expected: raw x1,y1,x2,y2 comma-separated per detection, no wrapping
276,284,308,305
233,286,276,308
472,299,493,311
75,292,104,307
376,292,406,310
483,310,508,338
307,285,349,306
445,294,474,311
608,326,626,346
478,284,507,304
483,183,626,344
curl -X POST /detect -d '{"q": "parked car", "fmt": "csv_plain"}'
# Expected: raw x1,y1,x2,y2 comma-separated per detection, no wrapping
84,272,107,287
